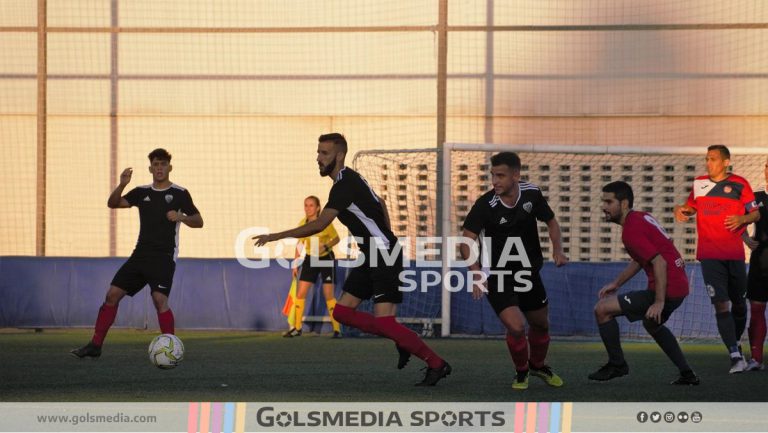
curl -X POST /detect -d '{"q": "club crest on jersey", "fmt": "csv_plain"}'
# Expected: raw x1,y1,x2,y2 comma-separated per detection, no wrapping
165,194,173,203
523,201,533,213
724,185,732,194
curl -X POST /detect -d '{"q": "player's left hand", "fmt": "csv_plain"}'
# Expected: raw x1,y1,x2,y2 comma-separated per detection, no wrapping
253,234,276,246
645,301,664,324
166,210,184,222
553,250,568,267
724,214,744,231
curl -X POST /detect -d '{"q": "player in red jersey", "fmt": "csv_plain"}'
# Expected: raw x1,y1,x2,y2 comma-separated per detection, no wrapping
589,181,699,385
674,145,760,373
743,156,768,371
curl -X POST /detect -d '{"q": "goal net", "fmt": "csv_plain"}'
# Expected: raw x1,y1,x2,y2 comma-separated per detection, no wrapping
354,144,767,338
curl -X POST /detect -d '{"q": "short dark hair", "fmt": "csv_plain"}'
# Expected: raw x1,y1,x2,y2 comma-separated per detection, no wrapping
602,181,634,208
318,133,347,154
148,148,171,162
707,144,730,160
490,152,521,170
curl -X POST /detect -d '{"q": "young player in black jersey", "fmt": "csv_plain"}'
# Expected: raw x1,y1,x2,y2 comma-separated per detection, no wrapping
460,152,567,390
254,133,450,386
71,149,203,358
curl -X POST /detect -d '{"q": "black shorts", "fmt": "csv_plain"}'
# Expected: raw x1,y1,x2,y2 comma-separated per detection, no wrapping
748,247,768,302
617,290,684,323
486,269,548,315
298,252,336,285
111,253,175,297
700,259,747,304
342,248,403,304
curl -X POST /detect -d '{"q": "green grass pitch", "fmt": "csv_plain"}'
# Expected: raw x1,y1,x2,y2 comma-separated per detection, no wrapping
1,329,766,402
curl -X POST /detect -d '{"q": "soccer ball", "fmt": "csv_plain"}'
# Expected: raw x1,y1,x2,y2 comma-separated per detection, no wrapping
148,334,184,369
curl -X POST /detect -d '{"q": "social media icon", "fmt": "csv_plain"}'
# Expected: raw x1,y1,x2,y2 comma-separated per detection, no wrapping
637,412,648,423
651,412,661,423
664,412,675,423
678,412,689,423
691,411,702,423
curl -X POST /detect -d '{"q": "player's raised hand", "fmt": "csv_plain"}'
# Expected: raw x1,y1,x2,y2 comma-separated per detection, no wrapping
598,282,618,299
119,167,133,186
553,250,568,267
723,214,744,231
673,204,694,222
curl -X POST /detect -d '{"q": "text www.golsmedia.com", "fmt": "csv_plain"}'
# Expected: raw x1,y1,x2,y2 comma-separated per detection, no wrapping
36,413,157,426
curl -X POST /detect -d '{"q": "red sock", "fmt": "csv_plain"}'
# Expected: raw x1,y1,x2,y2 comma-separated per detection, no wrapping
528,327,551,369
332,304,379,335
505,333,529,372
91,303,118,346
374,316,444,369
749,303,766,363
158,309,175,335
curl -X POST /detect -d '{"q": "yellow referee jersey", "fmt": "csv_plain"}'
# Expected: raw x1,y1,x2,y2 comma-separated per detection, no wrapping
297,217,338,257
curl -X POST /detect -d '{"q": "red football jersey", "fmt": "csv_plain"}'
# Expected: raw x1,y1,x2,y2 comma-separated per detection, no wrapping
623,211,689,298
686,174,759,260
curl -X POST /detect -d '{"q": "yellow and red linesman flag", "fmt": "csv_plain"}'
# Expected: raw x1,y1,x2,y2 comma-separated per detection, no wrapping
282,277,298,327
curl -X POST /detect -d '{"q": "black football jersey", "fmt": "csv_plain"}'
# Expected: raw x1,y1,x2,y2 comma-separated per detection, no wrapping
462,182,555,270
325,167,398,254
124,184,199,258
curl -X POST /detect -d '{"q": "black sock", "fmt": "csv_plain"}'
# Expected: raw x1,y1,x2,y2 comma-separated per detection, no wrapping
598,319,625,366
648,325,691,372
715,311,740,355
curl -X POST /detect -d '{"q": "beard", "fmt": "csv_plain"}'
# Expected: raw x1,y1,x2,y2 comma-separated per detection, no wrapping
604,211,620,224
319,159,336,177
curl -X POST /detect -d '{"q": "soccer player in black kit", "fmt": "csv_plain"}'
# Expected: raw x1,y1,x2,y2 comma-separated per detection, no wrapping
254,133,451,386
460,152,567,390
70,149,203,358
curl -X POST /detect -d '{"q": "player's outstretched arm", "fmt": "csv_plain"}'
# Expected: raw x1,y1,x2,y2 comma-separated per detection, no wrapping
254,208,339,246
545,217,568,266
107,167,132,208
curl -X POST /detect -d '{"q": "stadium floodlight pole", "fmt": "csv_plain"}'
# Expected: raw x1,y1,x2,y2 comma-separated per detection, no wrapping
36,0,47,256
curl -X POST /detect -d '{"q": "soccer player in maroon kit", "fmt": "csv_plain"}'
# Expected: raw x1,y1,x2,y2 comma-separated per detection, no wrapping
743,156,768,371
590,181,699,385
674,145,760,373
460,152,568,390
254,133,450,386
70,149,203,358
